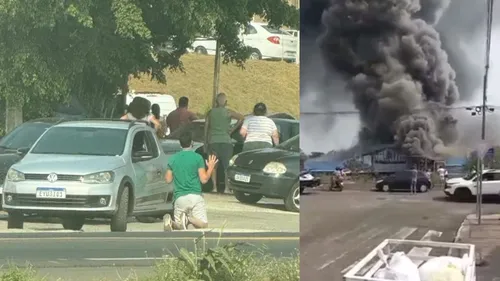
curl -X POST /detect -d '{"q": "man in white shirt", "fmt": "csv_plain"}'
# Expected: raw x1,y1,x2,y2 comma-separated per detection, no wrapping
437,166,446,187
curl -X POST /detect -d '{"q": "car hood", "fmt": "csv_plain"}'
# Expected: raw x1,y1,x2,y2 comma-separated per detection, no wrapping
0,153,24,183
234,148,298,170
447,177,468,185
14,154,127,175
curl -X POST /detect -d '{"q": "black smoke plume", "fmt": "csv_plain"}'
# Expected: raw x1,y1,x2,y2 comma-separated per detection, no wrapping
320,0,460,157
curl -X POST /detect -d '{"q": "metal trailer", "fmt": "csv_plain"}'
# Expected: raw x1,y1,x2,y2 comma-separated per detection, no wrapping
343,239,476,281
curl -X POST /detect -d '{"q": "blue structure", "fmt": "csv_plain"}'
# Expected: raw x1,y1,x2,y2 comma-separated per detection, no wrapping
304,160,345,172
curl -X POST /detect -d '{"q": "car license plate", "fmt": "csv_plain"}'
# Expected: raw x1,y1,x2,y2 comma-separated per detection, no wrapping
234,174,251,183
36,187,66,199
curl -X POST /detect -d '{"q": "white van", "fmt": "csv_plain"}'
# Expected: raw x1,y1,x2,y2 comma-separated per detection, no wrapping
126,92,177,117
190,22,298,61
126,92,177,135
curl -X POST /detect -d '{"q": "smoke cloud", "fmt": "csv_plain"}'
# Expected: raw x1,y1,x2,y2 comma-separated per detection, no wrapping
319,0,462,157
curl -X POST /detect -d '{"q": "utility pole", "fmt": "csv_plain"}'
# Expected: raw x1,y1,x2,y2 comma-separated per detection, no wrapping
212,39,221,108
475,0,495,225
296,31,300,65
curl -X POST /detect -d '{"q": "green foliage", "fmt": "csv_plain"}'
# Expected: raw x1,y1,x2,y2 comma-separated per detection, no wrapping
151,241,299,281
464,146,500,171
0,0,298,119
0,266,38,281
0,245,299,281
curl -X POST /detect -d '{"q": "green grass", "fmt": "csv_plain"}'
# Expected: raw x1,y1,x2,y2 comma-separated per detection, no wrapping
0,243,299,281
128,53,299,118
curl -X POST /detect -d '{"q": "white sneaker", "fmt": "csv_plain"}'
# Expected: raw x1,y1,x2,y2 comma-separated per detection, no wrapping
163,214,173,232
180,212,188,230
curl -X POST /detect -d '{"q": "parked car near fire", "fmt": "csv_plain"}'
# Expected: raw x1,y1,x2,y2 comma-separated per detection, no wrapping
226,135,300,212
3,119,173,231
444,170,500,201
375,170,431,193
299,170,320,194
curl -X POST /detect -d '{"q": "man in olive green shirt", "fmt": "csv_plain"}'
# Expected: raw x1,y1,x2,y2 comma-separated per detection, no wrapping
163,131,218,231
204,93,244,193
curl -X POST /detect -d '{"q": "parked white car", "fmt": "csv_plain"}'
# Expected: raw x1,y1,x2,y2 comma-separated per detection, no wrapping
444,169,500,201
190,22,298,61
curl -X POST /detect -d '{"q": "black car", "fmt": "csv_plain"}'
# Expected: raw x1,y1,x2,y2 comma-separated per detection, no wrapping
375,170,432,192
166,117,300,192
0,118,76,206
226,135,300,212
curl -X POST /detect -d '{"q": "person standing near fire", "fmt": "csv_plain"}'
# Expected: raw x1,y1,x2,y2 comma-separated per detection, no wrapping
411,165,418,194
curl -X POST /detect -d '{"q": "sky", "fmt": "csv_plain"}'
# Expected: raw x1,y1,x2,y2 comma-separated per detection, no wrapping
300,0,500,154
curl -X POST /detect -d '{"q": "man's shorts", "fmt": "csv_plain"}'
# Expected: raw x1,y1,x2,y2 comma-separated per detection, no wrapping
174,194,208,224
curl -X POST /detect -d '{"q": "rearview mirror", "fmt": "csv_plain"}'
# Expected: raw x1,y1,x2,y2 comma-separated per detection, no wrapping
132,151,154,162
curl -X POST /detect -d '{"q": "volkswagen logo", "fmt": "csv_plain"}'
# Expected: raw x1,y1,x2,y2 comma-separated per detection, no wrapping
47,173,58,183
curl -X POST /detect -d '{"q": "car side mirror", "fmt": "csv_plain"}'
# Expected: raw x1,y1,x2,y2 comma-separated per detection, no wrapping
132,151,153,162
16,147,30,156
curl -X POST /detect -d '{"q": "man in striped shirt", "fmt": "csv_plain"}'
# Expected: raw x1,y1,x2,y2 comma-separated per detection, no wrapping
240,103,280,151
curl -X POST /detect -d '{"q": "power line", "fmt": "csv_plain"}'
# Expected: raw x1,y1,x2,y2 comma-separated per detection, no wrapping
301,105,500,115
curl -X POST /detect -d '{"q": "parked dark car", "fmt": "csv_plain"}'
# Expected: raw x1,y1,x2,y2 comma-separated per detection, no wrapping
226,135,300,212
375,170,432,192
0,118,77,206
166,117,300,192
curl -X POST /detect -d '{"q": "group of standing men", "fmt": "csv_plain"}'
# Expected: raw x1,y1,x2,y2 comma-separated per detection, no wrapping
122,93,282,231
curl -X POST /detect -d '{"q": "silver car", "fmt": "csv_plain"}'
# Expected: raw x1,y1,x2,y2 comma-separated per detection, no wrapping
2,120,173,232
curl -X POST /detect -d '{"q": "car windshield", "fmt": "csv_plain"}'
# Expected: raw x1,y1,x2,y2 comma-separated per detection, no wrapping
167,122,206,142
31,127,127,156
278,135,299,152
0,122,51,150
463,172,476,180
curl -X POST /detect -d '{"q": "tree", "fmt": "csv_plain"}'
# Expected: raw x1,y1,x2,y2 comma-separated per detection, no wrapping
0,0,298,120
464,147,500,172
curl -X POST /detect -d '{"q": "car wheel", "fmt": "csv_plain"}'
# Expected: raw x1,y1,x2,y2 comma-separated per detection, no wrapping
135,216,158,223
7,211,24,229
453,188,472,202
111,187,129,232
284,182,300,213
249,49,262,60
382,185,390,192
62,217,85,231
419,184,428,193
234,191,263,204
194,46,208,55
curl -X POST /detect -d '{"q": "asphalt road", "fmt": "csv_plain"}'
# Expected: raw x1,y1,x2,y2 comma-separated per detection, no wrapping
301,185,500,280
0,231,298,280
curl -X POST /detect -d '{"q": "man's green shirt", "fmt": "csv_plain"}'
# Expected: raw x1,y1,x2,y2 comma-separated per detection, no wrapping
167,150,205,200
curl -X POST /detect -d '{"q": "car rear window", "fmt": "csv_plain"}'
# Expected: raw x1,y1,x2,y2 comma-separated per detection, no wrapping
31,127,127,156
261,25,288,35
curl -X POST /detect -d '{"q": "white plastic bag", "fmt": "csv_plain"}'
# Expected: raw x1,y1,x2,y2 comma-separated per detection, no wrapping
375,251,421,281
419,255,468,281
